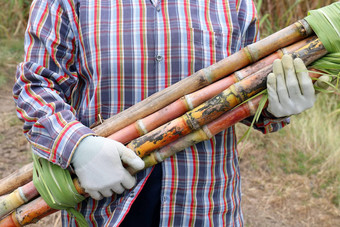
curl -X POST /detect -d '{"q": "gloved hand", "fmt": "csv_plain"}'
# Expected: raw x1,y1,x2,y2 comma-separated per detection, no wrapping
266,55,316,118
71,135,145,200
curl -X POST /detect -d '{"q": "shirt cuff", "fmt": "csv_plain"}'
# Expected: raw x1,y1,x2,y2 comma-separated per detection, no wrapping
48,120,95,168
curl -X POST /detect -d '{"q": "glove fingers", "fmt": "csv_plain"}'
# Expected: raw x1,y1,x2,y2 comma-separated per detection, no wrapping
112,183,125,194
88,190,103,200
100,189,114,197
267,72,279,102
121,170,137,190
273,59,290,105
267,73,284,117
117,144,145,170
282,55,301,99
294,58,314,97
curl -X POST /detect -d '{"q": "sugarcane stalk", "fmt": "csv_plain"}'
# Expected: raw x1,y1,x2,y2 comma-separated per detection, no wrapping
0,95,263,227
141,95,264,170
108,36,316,144
0,182,38,219
0,20,315,197
0,37,327,227
0,179,83,227
0,197,58,227
92,19,313,138
127,36,327,158
0,36,316,206
0,163,33,196
0,19,315,198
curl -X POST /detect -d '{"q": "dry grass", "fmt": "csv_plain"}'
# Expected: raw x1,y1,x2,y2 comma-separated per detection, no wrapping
0,0,30,39
255,0,338,36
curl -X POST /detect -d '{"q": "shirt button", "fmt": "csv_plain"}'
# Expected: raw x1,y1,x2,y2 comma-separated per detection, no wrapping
156,55,163,62
156,5,161,12
161,196,167,203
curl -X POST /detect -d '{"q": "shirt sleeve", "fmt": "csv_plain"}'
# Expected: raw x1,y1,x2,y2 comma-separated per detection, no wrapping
13,0,94,169
237,0,290,134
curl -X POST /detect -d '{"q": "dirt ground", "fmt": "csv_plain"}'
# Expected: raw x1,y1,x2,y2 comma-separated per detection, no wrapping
240,142,340,226
0,74,339,226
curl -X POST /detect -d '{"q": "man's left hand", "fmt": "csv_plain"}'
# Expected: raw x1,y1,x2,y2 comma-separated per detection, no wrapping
266,55,316,118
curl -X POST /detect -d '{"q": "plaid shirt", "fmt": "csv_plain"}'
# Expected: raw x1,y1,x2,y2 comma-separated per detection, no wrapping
14,0,288,226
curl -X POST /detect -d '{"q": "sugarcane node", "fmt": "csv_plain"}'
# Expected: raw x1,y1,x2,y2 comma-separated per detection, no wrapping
0,212,20,227
135,120,148,136
297,19,314,37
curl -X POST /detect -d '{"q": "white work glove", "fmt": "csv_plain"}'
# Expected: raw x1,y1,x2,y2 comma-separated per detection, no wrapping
71,136,145,200
266,55,316,118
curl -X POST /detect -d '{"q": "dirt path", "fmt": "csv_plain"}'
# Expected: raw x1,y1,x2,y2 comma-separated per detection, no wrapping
240,143,340,226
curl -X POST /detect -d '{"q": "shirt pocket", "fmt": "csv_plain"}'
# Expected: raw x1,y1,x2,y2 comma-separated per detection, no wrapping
187,27,230,65
189,27,228,47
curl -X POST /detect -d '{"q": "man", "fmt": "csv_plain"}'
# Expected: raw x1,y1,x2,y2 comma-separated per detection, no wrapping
13,0,318,226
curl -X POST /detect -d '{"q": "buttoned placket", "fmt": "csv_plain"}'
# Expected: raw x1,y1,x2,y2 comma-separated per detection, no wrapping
152,0,167,206
154,1,165,87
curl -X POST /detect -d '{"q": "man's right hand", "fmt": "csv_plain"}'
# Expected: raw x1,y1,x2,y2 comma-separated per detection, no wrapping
71,136,145,200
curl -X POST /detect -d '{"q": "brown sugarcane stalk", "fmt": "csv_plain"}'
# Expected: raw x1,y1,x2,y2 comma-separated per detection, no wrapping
126,36,327,158
0,163,33,196
0,37,328,227
0,182,38,219
108,36,316,144
92,19,313,138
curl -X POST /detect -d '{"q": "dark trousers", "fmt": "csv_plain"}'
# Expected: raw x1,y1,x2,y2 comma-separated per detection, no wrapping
120,163,162,227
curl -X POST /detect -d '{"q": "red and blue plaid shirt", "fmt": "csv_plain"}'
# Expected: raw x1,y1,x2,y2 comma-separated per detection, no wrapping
14,0,288,226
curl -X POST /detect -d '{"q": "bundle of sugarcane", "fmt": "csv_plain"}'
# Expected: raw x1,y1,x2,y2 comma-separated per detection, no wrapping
1,2,339,226
0,36,327,227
